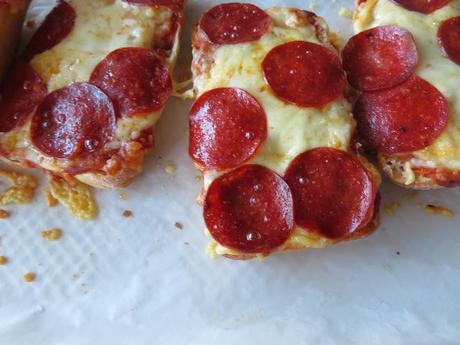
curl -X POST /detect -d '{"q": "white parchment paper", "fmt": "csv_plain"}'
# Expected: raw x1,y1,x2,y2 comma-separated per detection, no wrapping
0,1,459,344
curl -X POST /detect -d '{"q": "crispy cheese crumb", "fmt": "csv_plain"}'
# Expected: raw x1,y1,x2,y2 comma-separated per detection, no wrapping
424,204,455,217
45,189,58,207
175,222,183,230
23,272,36,282
48,176,98,220
0,169,37,205
339,7,353,19
0,209,10,219
41,228,62,241
119,193,128,201
309,2,318,11
0,256,8,265
383,201,401,215
165,161,177,174
122,210,134,218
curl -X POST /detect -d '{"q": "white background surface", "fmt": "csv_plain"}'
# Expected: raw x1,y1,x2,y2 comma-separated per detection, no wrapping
1,1,460,344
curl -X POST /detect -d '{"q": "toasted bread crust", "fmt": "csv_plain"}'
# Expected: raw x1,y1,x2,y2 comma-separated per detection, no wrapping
0,1,28,81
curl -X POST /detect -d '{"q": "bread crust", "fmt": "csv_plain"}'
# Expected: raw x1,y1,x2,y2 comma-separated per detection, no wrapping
0,4,183,190
193,7,382,258
0,1,28,81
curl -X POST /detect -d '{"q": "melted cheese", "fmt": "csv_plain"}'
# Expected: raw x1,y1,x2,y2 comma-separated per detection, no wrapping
194,8,356,256
355,0,460,170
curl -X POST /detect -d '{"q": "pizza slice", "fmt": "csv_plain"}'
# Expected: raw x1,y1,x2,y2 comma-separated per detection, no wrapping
348,0,460,189
0,0,29,80
0,0,184,189
190,3,382,259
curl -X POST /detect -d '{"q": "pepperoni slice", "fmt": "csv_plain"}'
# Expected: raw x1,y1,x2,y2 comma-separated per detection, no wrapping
354,76,448,154
189,88,267,170
262,41,345,108
438,16,460,66
90,48,172,117
392,0,450,14
342,26,418,92
122,0,184,10
31,83,116,159
284,148,375,239
23,1,75,60
204,165,294,253
199,3,271,45
0,64,47,133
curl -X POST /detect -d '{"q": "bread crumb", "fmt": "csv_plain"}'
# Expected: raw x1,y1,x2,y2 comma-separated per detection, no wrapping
309,2,317,11
41,228,62,241
0,209,10,219
383,201,401,215
0,256,8,265
165,161,177,174
195,175,202,182
45,189,58,207
23,272,36,282
175,222,183,230
339,7,353,19
123,210,134,218
48,175,98,220
424,204,455,217
119,192,128,201
0,169,37,205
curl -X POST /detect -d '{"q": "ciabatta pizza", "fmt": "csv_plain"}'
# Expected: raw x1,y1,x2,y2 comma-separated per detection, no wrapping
0,0,28,80
190,3,382,259
0,0,183,189
349,0,460,189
